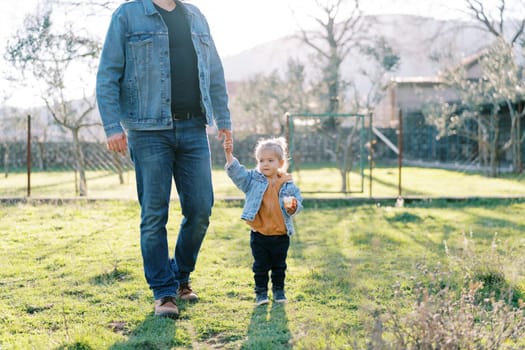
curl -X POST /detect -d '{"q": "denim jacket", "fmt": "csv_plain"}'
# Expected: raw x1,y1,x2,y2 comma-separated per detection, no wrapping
226,158,303,236
96,0,231,137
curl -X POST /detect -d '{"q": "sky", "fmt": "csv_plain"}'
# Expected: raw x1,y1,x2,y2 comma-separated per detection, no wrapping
0,0,515,106
0,0,490,59
166,0,513,56
186,0,477,57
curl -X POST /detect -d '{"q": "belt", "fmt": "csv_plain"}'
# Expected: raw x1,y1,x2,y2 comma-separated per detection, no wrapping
172,111,200,120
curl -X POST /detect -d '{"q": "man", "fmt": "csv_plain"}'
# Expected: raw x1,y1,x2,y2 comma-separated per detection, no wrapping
96,0,232,319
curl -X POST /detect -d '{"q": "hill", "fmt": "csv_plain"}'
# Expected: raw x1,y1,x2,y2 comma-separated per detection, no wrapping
221,14,495,90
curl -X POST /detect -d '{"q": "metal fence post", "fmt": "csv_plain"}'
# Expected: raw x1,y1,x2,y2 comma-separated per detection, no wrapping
27,114,31,197
397,109,403,198
368,112,373,198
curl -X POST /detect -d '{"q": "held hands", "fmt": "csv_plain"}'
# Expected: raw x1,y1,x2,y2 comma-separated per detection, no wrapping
218,129,233,164
217,129,232,144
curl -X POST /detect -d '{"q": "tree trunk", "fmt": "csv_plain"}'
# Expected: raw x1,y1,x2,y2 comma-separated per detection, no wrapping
478,119,488,169
339,167,347,193
341,120,360,193
334,133,346,192
3,142,9,178
505,99,521,173
72,130,87,196
515,104,523,173
489,115,500,177
512,113,520,173
36,141,45,170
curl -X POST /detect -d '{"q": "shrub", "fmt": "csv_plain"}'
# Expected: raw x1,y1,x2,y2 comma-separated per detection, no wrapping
370,233,525,349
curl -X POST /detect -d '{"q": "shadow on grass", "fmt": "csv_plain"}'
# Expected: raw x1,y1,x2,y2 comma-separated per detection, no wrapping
370,175,429,197
107,313,181,350
241,303,291,350
403,197,525,208
52,313,181,350
462,207,525,236
90,268,133,286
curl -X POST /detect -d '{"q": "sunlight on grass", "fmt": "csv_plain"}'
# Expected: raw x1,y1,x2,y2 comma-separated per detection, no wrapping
1,165,525,199
0,199,525,348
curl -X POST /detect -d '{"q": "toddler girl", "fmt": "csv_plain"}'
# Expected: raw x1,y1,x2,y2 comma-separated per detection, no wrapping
224,137,302,305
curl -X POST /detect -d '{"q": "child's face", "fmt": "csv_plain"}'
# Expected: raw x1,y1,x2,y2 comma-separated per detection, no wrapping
257,149,284,178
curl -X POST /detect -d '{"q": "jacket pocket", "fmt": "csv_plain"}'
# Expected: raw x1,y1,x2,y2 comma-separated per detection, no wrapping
129,37,153,66
193,33,210,62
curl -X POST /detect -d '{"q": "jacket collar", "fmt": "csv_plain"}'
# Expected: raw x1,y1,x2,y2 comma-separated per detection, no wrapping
141,0,157,15
142,0,186,16
253,170,293,184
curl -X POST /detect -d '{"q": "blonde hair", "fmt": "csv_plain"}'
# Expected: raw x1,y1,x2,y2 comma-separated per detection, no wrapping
254,137,289,172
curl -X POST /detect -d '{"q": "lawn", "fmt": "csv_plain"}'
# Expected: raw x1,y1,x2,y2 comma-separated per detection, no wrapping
1,165,525,199
1,199,524,349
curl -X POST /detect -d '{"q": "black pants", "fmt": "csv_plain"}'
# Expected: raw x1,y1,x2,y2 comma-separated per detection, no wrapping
250,231,290,294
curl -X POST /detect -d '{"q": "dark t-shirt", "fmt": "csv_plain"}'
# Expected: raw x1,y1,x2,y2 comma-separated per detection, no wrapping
155,3,201,114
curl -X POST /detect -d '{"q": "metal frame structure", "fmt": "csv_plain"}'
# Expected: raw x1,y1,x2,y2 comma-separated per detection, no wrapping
286,112,369,195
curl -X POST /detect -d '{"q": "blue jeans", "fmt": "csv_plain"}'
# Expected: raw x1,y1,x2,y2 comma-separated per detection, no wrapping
127,117,214,300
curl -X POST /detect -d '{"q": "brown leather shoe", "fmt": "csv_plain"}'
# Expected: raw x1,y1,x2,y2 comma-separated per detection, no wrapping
177,282,198,302
154,296,179,319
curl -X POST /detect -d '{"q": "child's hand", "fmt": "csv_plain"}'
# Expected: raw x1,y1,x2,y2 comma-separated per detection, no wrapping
224,139,233,153
284,196,297,214
223,139,234,164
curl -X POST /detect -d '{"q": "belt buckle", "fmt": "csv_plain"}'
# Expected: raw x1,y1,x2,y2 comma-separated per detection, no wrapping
173,112,192,121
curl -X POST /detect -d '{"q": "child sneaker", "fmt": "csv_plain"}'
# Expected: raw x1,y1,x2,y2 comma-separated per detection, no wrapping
255,292,269,306
273,289,287,303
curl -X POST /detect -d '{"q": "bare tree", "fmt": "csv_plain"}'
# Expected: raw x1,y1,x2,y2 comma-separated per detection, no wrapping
233,59,315,136
5,4,101,195
421,1,525,175
464,0,525,173
359,37,401,110
464,0,525,47
425,39,524,176
0,104,26,178
294,0,372,192
296,0,368,114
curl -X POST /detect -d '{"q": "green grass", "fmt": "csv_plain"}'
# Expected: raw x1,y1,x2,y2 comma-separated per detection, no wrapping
1,165,525,199
1,199,524,349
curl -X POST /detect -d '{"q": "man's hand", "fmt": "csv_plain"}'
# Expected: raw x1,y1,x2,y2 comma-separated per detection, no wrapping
217,129,232,144
107,132,127,156
218,129,233,164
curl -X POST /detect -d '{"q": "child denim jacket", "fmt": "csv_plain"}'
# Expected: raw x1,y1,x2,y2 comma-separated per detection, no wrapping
226,158,303,236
